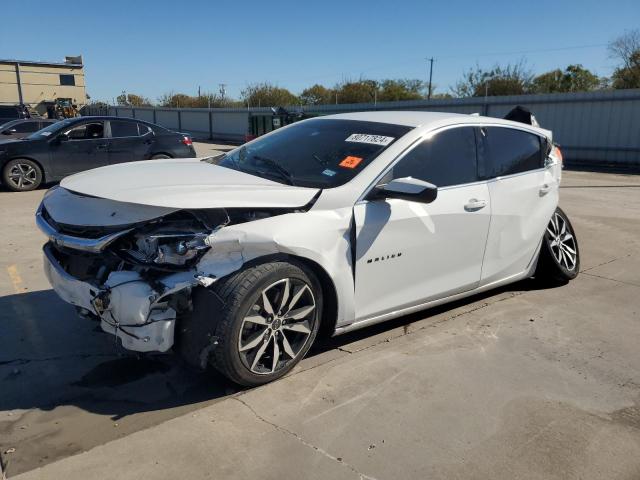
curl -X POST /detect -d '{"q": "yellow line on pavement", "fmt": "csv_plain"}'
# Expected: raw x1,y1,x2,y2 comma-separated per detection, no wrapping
7,264,24,293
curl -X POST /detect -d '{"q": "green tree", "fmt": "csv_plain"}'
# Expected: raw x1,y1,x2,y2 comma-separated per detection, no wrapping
609,30,640,89
241,83,298,107
157,92,194,108
300,84,335,105
531,64,600,93
452,62,533,97
378,79,424,101
116,93,152,106
335,80,379,104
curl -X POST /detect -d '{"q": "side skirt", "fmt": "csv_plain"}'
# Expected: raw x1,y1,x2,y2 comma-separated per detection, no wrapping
333,267,533,336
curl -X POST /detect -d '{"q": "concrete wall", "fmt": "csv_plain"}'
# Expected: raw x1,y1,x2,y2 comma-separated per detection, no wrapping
85,89,640,168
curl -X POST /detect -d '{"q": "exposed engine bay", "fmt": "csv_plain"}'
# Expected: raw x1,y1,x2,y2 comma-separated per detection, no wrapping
38,186,311,352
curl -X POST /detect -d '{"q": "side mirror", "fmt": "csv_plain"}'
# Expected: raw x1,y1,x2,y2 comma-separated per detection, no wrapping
369,177,438,204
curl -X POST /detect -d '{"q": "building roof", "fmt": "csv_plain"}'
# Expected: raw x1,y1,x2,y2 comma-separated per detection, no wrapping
0,58,83,68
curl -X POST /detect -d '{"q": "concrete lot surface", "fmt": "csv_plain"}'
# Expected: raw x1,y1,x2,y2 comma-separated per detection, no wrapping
1,162,639,479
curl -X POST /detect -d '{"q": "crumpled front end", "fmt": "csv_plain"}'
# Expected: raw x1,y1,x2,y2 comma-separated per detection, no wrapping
37,185,321,353
42,243,191,351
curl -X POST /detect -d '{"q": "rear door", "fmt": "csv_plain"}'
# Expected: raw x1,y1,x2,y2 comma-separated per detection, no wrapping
353,126,491,321
107,120,153,164
50,121,109,177
479,126,557,285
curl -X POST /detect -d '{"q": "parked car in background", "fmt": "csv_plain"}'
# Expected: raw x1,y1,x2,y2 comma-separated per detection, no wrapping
0,116,196,191
0,118,58,139
36,111,579,386
0,104,30,124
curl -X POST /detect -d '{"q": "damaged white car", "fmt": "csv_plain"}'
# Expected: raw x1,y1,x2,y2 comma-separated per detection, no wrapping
37,111,579,386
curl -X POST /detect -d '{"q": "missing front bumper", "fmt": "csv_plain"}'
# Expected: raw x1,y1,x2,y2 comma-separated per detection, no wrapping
42,244,180,352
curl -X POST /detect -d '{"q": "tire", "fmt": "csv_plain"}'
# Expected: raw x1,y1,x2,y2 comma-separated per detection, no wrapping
150,153,171,159
178,261,322,386
2,159,43,192
535,207,580,285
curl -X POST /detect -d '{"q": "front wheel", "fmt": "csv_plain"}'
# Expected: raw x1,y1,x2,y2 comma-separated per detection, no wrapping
535,207,580,284
179,261,322,386
2,159,43,191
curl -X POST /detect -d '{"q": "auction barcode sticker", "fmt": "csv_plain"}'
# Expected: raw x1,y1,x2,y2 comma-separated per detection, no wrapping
345,134,394,146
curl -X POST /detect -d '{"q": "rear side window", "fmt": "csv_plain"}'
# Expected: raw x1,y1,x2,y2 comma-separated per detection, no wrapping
482,127,542,177
391,127,478,187
110,121,139,138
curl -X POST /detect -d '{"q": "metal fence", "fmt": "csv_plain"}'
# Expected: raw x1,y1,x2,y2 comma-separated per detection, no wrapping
84,88,640,168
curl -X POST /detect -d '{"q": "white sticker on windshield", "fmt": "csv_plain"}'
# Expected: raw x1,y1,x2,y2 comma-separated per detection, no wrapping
40,131,52,136
345,133,394,146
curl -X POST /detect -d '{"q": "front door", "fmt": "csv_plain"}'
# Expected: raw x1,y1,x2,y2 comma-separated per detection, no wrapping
51,121,109,177
353,126,491,321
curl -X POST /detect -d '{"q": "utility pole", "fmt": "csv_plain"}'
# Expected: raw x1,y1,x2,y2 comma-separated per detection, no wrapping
219,83,227,102
426,57,434,100
198,85,201,97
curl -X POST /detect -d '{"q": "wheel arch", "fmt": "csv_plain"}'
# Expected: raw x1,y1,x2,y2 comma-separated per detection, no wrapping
2,156,48,183
150,152,173,159
236,253,339,337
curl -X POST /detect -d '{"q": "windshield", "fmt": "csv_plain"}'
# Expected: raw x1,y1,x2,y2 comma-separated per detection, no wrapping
216,119,412,188
26,118,74,140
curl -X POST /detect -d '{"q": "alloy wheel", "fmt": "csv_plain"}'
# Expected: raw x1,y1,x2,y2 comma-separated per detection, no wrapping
238,278,316,375
546,211,578,271
8,163,37,189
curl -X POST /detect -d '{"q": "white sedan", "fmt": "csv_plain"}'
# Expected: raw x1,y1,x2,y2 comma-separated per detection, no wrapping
37,111,579,385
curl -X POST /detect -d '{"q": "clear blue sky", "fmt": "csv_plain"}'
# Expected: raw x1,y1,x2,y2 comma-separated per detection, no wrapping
2,0,638,103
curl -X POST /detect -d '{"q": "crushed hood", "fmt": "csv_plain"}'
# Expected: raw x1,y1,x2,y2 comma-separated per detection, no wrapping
60,158,320,209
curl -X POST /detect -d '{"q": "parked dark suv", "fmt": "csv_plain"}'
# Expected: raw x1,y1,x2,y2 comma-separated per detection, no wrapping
0,104,30,124
0,116,196,191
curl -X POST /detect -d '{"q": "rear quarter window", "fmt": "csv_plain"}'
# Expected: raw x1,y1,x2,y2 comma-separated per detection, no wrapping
483,127,543,177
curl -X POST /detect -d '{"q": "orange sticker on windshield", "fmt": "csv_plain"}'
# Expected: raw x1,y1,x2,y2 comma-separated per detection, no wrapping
339,156,363,169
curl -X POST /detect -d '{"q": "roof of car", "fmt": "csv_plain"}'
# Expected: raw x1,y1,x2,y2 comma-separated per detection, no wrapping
319,110,551,137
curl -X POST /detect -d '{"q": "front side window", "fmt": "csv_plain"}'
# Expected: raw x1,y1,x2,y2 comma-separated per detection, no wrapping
67,122,104,140
390,127,478,187
482,127,542,177
138,123,152,135
216,119,412,188
110,121,139,138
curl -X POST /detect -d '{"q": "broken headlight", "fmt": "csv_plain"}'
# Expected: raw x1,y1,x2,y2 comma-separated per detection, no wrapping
126,232,210,267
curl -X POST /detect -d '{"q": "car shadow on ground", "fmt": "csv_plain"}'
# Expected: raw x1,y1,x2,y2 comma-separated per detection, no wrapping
0,278,556,421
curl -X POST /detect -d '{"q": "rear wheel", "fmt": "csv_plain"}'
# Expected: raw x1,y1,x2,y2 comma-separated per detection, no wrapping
178,261,322,386
151,153,171,159
535,207,580,284
2,159,42,191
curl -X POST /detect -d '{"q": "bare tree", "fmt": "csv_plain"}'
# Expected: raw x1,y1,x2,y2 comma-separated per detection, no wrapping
608,29,640,89
609,29,640,68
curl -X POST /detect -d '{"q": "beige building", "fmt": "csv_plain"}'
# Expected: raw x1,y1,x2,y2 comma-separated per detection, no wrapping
0,55,87,115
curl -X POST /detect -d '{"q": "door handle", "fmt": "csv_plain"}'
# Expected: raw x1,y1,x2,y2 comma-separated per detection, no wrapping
539,184,552,196
464,199,487,211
